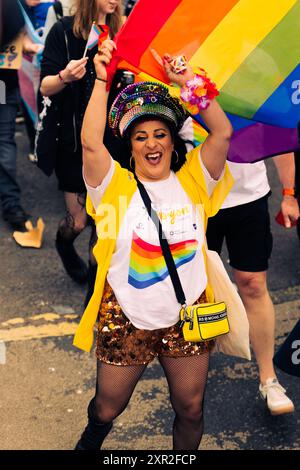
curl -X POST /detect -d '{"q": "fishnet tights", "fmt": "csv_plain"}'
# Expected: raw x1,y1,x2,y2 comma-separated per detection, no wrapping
58,191,97,263
94,361,147,424
58,192,87,241
159,354,209,450
93,353,209,450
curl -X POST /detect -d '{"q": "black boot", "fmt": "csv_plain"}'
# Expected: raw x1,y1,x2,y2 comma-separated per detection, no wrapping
83,262,98,308
75,399,113,450
55,230,89,285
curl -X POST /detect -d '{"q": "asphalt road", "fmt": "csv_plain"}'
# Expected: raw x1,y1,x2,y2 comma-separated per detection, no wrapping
0,124,299,451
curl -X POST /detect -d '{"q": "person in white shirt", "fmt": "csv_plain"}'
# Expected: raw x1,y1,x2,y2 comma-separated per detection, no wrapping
73,42,233,450
206,154,299,415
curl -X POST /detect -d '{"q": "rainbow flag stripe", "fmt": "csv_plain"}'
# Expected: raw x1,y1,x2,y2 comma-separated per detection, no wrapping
112,0,300,162
128,232,198,289
192,121,207,147
196,112,300,163
86,23,102,50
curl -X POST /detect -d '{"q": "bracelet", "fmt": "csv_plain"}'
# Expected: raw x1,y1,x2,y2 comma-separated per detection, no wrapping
96,77,108,83
180,67,219,115
282,188,296,197
58,70,67,85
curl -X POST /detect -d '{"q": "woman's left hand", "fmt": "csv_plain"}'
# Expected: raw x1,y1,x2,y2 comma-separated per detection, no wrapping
151,49,194,87
94,39,117,82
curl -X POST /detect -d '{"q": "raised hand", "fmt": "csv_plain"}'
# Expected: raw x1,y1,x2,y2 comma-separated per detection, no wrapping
151,49,194,87
94,39,117,81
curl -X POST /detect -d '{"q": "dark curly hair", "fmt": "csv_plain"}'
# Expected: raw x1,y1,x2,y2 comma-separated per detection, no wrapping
116,116,192,173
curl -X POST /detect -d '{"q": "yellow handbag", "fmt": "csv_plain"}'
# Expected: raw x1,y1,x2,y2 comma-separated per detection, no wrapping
180,302,229,342
136,180,230,343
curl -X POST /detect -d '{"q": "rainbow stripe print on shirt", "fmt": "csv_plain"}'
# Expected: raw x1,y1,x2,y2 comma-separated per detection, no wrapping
128,231,198,289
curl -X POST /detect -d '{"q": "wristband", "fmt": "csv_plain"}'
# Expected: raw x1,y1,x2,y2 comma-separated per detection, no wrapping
180,66,219,115
58,70,67,85
282,188,295,197
96,76,108,83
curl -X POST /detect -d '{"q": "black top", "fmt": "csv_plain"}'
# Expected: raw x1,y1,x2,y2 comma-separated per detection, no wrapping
1,0,24,48
0,70,18,93
0,0,25,92
40,16,84,156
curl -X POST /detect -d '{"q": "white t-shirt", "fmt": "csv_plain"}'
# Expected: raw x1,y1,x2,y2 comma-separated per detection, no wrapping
85,155,220,330
219,161,270,209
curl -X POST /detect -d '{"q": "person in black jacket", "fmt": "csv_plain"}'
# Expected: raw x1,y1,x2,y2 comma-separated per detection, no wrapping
39,0,126,291
0,0,24,48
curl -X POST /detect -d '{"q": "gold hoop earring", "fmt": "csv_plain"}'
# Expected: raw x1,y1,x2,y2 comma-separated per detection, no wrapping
173,150,179,164
130,156,135,169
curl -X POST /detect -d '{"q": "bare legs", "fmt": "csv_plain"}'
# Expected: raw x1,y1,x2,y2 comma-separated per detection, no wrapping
233,270,276,384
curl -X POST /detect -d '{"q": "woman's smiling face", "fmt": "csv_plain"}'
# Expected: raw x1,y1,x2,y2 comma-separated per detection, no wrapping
130,119,174,182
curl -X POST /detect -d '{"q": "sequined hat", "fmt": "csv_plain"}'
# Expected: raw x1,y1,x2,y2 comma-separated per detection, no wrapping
108,81,186,138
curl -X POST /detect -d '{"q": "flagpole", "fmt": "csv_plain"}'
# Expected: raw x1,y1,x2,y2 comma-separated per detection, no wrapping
83,42,89,58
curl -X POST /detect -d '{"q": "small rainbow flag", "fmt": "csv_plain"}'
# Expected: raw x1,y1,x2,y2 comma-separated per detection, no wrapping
83,23,102,56
87,23,102,49
110,0,300,162
128,232,198,289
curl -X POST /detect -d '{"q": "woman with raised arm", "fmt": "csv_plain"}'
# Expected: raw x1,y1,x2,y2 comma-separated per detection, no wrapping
74,39,234,450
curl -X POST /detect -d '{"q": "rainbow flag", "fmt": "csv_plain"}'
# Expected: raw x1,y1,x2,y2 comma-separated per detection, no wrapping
84,23,102,52
83,23,110,57
18,2,45,125
128,232,198,289
87,23,102,50
111,0,300,162
191,121,208,148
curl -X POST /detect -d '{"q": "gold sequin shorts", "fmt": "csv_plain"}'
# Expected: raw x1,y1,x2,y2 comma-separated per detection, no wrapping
96,280,215,366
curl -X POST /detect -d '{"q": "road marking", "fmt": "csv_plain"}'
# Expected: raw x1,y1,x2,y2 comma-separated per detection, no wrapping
29,313,61,322
0,313,80,343
0,322,78,342
0,341,6,364
1,317,25,326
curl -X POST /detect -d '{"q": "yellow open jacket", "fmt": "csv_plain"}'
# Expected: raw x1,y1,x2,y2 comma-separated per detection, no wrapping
73,147,234,352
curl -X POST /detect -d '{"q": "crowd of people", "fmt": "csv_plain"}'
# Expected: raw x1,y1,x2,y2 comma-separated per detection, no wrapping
0,0,299,451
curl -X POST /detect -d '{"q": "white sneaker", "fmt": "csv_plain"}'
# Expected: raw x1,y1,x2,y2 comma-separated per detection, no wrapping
259,378,295,415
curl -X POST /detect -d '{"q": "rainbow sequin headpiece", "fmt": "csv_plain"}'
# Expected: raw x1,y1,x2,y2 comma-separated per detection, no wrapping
109,81,186,138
